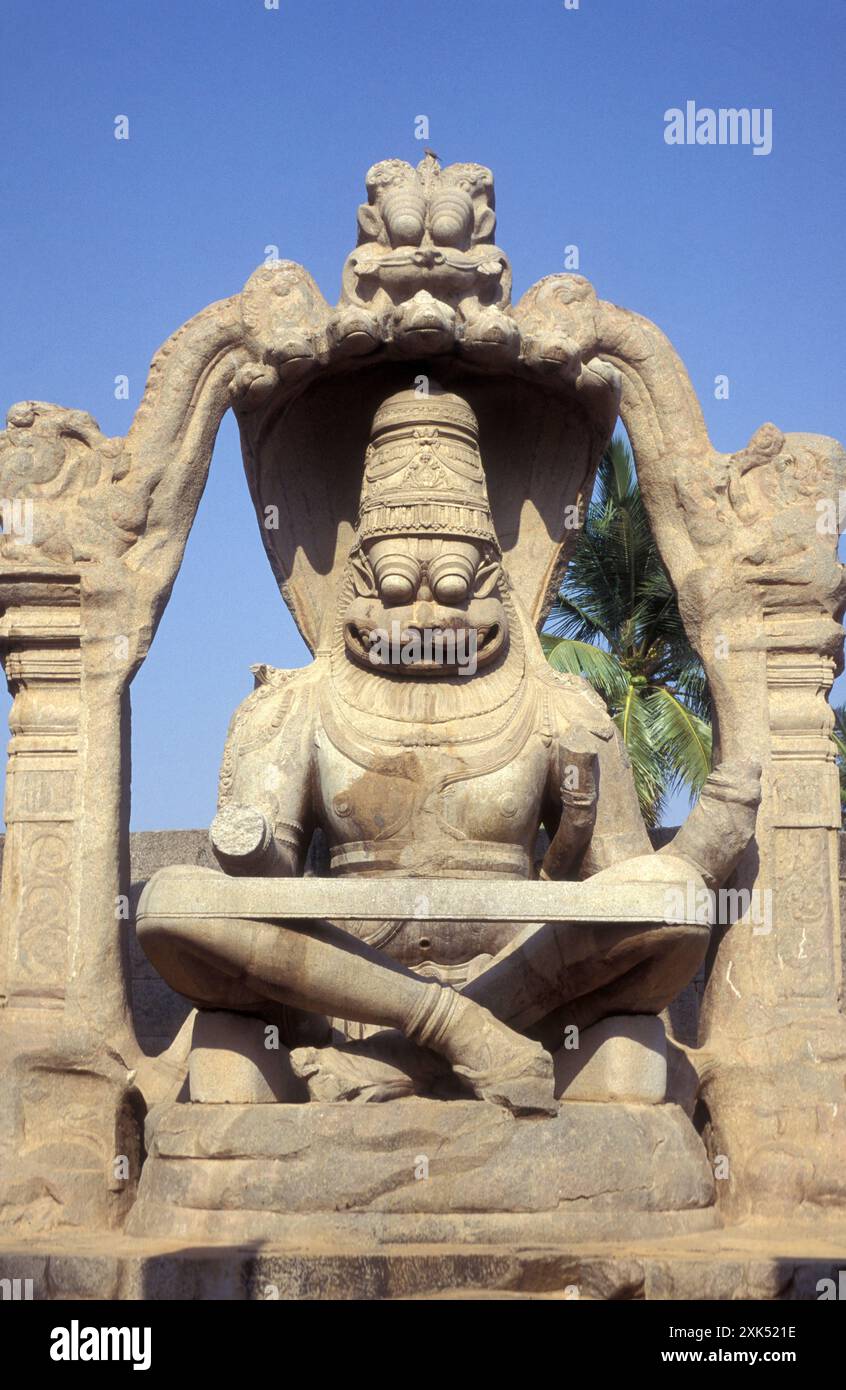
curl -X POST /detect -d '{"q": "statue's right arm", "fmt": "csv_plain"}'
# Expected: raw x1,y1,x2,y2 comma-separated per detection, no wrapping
209,666,317,877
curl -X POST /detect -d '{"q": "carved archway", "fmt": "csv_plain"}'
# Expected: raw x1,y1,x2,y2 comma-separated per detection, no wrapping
1,155,843,1230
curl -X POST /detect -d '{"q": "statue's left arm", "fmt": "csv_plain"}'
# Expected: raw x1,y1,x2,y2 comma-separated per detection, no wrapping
540,672,760,887
540,673,651,879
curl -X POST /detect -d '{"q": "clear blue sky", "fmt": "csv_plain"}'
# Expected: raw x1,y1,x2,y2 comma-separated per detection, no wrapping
1,0,844,829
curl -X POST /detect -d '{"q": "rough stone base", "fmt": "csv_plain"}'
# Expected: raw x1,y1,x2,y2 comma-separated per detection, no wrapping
127,1097,715,1242
1,1222,844,1299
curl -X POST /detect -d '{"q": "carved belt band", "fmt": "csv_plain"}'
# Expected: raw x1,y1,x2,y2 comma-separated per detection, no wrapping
329,839,531,879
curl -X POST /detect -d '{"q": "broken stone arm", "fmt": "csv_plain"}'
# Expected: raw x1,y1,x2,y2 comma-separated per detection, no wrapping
209,802,300,877
539,685,760,892
211,673,316,877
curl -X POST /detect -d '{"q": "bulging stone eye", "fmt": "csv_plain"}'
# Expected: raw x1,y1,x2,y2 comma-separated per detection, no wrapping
429,552,475,605
433,572,469,604
429,189,474,246
374,554,420,604
382,187,426,246
381,573,415,603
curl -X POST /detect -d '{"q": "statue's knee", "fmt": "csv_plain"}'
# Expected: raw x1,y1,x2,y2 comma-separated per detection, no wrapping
136,913,192,971
136,866,228,970
138,864,218,919
136,912,242,1005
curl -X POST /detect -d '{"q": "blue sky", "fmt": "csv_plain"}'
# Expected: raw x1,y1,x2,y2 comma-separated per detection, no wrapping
1,0,844,829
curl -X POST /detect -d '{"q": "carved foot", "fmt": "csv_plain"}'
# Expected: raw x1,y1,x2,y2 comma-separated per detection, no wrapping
291,1037,556,1115
291,1030,442,1103
292,999,558,1117
454,1052,557,1115
436,995,557,1116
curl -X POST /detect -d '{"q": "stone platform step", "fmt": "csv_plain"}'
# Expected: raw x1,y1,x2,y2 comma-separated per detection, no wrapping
1,1223,844,1299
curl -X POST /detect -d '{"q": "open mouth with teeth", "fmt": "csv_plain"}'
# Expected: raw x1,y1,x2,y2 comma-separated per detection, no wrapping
343,598,508,677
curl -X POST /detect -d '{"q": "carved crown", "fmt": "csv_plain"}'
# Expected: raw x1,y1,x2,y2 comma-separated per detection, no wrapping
357,385,498,547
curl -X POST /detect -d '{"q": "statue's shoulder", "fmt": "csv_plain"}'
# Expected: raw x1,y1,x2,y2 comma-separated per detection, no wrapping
226,661,320,743
536,664,614,741
249,662,318,692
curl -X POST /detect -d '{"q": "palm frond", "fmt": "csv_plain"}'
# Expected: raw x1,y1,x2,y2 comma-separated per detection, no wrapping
542,637,630,705
645,687,712,794
611,683,667,828
544,594,611,646
543,433,713,826
669,659,712,719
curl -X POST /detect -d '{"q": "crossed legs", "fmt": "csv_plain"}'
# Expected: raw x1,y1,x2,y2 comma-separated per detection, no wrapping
137,905,556,1113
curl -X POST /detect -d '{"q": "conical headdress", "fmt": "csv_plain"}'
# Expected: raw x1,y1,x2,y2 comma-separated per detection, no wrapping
356,384,499,548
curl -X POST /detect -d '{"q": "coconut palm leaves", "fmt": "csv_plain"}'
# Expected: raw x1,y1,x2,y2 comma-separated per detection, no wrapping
543,436,712,827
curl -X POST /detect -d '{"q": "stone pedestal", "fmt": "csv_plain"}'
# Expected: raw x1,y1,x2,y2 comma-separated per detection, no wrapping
554,1014,667,1103
189,1010,305,1103
127,1098,715,1244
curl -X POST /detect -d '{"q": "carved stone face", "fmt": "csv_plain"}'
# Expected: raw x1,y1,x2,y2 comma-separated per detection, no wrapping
343,534,509,677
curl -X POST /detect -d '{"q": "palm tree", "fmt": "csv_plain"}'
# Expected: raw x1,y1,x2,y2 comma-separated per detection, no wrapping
543,436,711,827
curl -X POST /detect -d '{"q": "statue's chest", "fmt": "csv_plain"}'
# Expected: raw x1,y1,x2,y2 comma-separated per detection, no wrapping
314,729,547,851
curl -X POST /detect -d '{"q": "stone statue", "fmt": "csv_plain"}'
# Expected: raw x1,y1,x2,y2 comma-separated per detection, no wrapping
1,154,843,1286
137,382,760,1115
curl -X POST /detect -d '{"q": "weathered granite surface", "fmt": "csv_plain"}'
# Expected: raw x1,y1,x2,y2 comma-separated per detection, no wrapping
127,831,214,1053
553,1013,667,1103
0,153,844,1297
126,1097,714,1243
0,1225,842,1301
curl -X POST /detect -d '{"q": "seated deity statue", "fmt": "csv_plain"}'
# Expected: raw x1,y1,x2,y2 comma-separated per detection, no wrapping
137,384,760,1114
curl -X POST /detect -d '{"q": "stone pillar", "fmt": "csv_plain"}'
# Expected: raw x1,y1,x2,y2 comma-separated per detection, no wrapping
571,281,846,1216
0,573,142,1228
766,637,842,1006
690,618,846,1218
0,297,252,1232
0,573,81,1008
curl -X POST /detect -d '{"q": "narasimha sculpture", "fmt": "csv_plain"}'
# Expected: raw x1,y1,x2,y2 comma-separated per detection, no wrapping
1,150,843,1276
137,383,760,1114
